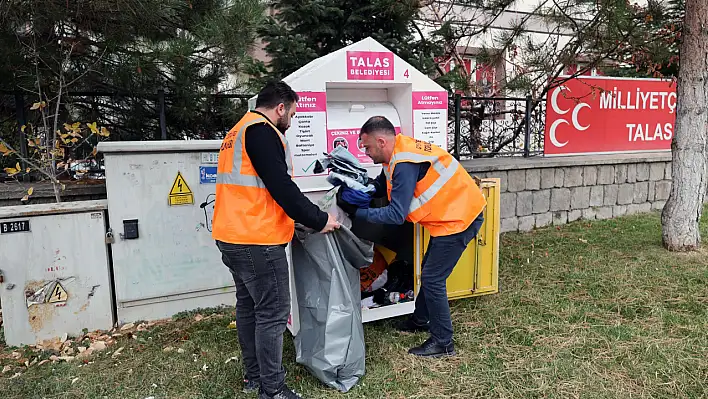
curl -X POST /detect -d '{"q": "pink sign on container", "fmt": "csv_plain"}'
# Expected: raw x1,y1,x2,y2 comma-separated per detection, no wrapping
286,92,327,177
327,126,401,164
412,92,448,110
295,92,327,112
412,91,448,149
346,51,394,81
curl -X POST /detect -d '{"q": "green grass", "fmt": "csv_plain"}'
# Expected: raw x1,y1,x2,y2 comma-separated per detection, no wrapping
2,210,707,398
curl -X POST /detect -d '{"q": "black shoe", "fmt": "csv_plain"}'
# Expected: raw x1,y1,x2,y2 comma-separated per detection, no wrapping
242,377,260,394
245,369,286,394
408,337,456,358
258,385,303,399
395,317,430,333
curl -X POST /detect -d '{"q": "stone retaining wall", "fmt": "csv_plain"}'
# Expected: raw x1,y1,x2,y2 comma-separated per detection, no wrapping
462,152,673,233
2,153,676,234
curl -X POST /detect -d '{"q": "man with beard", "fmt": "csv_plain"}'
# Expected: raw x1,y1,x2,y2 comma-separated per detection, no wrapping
212,80,339,399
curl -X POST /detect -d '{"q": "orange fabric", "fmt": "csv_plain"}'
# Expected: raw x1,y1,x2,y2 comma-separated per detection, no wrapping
360,248,389,291
211,111,295,245
385,134,486,237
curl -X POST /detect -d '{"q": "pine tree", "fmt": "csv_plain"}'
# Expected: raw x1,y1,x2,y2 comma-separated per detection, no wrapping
250,0,444,84
604,0,684,78
0,0,265,142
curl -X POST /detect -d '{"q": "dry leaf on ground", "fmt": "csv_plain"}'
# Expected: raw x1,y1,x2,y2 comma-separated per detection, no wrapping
90,341,107,352
112,347,125,358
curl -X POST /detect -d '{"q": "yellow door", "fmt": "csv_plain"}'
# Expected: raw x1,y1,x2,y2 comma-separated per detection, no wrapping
415,178,500,299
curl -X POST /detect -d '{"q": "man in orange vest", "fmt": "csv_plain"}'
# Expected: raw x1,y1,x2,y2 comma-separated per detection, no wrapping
212,81,340,399
337,115,486,358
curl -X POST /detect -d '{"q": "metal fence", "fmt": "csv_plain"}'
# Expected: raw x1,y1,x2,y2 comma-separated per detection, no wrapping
0,91,252,179
449,94,546,159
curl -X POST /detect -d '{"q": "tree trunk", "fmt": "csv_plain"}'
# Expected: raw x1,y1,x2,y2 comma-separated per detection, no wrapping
662,0,708,251
52,181,62,203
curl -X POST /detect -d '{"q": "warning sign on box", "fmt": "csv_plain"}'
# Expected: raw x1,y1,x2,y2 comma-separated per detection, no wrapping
168,171,194,206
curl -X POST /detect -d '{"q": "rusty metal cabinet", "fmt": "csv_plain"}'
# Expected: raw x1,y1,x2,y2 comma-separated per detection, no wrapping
0,201,114,347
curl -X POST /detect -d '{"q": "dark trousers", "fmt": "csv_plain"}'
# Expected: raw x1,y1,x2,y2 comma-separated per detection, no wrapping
412,213,484,346
216,241,290,396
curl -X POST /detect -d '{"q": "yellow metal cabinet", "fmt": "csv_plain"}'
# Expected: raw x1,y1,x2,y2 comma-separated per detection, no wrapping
415,178,500,299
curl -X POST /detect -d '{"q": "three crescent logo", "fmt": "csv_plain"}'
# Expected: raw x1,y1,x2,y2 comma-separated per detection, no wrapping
549,86,591,147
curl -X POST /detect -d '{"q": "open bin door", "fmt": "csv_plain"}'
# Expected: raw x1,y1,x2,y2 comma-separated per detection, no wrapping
417,178,501,300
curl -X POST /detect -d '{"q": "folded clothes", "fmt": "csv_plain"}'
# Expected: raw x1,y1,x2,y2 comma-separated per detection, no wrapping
327,172,376,194
328,156,367,175
329,145,365,171
315,146,370,186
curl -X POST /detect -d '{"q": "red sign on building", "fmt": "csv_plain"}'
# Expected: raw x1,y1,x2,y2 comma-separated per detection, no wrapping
544,76,677,156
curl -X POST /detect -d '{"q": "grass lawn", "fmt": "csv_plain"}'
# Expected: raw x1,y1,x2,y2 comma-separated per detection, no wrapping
1,210,706,398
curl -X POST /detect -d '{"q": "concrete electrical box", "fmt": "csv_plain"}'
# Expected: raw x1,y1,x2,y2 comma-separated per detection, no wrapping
0,201,114,347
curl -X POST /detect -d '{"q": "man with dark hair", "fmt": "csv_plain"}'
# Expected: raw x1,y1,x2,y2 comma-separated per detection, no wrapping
212,80,339,399
338,115,486,358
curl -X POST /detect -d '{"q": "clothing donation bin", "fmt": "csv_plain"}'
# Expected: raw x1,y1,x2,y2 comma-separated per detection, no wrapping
263,37,501,334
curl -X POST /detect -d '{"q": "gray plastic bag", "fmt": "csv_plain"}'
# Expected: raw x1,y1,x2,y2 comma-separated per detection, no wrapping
291,188,374,393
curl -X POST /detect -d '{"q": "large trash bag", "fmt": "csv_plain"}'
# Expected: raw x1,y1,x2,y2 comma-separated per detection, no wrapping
291,188,374,393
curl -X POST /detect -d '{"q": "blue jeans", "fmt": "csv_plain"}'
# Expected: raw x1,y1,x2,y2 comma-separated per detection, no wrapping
216,241,290,396
412,213,484,346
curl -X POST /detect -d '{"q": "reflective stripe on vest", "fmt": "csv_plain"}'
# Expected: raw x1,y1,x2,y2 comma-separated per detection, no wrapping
388,151,461,214
216,117,293,187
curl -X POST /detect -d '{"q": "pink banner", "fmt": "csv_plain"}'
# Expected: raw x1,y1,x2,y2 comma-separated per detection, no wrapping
296,92,326,112
327,126,401,163
327,128,369,163
413,91,448,110
347,51,394,80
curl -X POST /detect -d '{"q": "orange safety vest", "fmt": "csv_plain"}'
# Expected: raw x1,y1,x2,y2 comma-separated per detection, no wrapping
211,111,295,245
385,134,486,237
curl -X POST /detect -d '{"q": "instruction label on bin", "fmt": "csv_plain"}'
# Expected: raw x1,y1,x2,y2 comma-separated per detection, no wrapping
412,91,448,149
286,92,327,177
168,171,194,206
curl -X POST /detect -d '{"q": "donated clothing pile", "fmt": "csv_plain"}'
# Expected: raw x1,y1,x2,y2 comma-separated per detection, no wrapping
314,146,375,194
360,250,415,309
315,147,416,307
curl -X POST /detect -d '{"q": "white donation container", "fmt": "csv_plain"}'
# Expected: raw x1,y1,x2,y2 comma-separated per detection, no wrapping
260,37,452,334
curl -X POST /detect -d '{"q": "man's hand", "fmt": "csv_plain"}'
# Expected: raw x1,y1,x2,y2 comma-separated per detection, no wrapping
320,213,341,233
